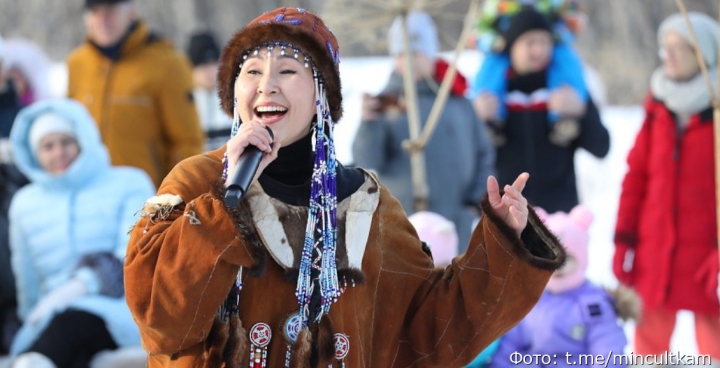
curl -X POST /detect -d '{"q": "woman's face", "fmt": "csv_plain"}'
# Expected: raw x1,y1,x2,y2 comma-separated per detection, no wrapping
234,46,316,147
661,31,700,82
36,133,80,175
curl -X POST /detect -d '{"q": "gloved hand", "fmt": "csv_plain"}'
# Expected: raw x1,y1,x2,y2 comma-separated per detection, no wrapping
27,278,88,325
612,244,635,286
693,249,719,300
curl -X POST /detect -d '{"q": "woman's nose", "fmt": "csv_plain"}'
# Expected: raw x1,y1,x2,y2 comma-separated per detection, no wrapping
257,72,279,95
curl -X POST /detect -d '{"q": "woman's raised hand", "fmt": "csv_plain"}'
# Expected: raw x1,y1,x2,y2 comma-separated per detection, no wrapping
224,120,281,188
487,173,530,237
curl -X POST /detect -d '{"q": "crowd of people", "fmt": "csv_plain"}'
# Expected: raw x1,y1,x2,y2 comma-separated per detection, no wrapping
0,0,717,367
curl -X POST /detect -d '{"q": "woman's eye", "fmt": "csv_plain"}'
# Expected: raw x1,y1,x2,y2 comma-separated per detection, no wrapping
246,69,260,75
280,69,297,75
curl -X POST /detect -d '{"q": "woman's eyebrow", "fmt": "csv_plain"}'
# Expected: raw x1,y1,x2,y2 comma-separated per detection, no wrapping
276,54,303,61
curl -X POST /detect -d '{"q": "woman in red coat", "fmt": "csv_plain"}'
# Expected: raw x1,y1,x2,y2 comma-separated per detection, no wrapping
613,12,720,357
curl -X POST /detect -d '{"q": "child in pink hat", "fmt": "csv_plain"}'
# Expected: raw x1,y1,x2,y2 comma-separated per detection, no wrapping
408,211,459,268
487,205,634,368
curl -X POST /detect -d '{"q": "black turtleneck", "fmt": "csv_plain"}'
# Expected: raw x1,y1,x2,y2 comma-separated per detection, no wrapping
257,131,365,207
91,21,140,61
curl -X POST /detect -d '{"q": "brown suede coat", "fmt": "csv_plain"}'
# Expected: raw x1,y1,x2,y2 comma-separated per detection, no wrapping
124,148,565,368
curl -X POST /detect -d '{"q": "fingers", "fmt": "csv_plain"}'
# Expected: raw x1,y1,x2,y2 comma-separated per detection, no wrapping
487,175,501,207
267,140,281,162
502,187,526,211
510,172,529,193
233,121,273,152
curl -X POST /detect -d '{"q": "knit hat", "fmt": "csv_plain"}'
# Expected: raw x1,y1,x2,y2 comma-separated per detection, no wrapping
408,211,459,267
218,7,342,122
500,6,553,52
536,205,593,294
84,0,130,9
387,11,440,57
658,12,720,67
187,31,221,67
29,112,76,152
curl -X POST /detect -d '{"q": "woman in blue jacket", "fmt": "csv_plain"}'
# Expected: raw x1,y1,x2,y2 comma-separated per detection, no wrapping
7,98,154,368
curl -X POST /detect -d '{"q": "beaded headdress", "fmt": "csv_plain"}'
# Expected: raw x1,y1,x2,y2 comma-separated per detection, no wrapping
217,7,343,328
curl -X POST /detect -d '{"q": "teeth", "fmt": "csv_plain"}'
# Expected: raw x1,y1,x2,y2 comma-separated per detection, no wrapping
256,106,288,113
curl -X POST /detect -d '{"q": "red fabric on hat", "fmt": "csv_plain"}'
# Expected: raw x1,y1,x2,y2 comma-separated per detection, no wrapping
434,59,468,96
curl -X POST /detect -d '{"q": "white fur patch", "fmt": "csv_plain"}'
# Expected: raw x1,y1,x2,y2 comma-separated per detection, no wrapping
246,186,295,268
345,171,380,269
245,170,380,270
141,194,183,220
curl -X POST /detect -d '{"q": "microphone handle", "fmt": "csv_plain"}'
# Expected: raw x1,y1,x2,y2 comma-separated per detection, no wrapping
224,127,274,207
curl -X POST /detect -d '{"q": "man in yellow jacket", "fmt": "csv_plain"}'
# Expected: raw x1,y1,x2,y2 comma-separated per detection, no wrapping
68,0,204,187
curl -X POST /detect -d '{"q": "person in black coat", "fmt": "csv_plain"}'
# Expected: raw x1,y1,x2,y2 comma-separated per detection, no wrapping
0,34,27,354
473,7,609,213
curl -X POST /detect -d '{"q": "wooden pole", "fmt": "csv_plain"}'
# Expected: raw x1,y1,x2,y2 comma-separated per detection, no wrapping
410,0,482,150
400,10,430,212
674,0,720,279
674,0,717,101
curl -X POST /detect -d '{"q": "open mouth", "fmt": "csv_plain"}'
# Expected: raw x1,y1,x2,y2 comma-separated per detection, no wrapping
255,105,288,121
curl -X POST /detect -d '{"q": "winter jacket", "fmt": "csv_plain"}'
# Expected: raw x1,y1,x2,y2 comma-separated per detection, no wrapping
352,70,496,251
0,164,27,308
0,81,21,139
67,21,204,187
494,71,609,213
7,99,155,355
488,282,627,368
193,87,233,151
124,147,566,367
613,94,719,315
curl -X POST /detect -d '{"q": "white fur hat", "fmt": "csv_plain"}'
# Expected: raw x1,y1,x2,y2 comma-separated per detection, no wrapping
29,112,76,152
388,11,440,57
659,12,720,66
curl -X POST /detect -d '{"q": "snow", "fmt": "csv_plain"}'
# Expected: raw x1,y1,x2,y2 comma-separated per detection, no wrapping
40,52,702,356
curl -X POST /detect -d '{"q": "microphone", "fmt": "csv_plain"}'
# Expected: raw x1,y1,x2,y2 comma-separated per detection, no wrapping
224,126,274,207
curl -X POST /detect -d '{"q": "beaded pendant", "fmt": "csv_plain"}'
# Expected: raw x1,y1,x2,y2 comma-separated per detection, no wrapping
281,311,303,367
248,323,272,368
333,333,350,368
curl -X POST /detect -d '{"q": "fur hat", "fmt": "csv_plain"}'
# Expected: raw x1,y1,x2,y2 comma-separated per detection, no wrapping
217,7,342,122
500,6,553,52
658,12,720,67
536,205,592,294
187,31,221,67
29,112,77,152
387,11,440,57
408,211,459,267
